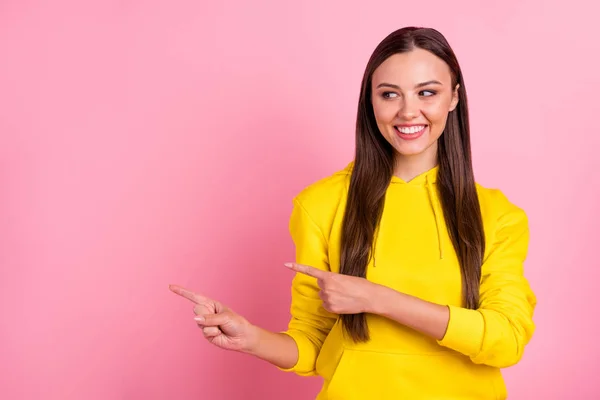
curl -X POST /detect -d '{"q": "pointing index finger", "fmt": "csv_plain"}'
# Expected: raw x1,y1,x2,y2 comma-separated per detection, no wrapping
169,284,207,304
285,263,328,279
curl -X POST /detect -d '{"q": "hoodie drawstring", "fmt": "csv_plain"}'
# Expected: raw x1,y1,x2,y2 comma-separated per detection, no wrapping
372,211,382,267
426,175,444,260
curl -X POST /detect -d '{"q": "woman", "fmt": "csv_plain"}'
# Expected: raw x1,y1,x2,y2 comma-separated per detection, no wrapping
170,26,536,399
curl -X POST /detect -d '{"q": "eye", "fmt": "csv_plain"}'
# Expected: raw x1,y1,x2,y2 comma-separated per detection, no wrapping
420,90,437,97
382,92,399,99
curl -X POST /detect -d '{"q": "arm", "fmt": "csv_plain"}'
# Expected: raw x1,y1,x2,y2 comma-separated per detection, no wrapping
369,287,450,340
171,197,335,372
243,327,299,369
277,198,338,375
368,196,536,368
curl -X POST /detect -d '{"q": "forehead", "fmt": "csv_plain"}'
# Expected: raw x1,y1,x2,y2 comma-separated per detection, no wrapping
372,48,453,87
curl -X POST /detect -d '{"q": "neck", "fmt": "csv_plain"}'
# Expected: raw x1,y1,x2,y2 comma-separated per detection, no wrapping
393,149,438,183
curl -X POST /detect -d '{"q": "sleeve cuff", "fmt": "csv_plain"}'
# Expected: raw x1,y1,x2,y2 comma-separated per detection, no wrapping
276,330,318,376
437,305,485,357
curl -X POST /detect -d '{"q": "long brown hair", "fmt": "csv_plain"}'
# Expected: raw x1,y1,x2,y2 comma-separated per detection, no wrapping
340,27,485,342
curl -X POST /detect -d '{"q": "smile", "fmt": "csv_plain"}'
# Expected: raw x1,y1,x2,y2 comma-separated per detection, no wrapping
395,125,426,135
394,125,428,140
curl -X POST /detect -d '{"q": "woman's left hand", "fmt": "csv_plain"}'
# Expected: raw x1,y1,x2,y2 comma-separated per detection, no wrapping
284,262,380,314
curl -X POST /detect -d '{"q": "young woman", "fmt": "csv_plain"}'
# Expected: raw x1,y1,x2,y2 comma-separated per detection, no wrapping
170,27,536,399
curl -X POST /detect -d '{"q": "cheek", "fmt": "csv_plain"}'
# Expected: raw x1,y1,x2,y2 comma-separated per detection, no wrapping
424,100,446,117
423,101,451,125
423,104,450,138
372,99,398,123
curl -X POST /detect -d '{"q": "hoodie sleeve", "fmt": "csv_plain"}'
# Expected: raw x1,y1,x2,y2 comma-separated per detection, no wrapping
437,192,537,368
278,198,338,376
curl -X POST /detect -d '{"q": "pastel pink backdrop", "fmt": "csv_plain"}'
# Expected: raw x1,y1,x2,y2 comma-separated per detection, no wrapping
1,1,598,399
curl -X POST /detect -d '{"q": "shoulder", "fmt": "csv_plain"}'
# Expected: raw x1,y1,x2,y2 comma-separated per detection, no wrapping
294,162,351,205
292,161,352,223
475,182,529,259
475,183,528,224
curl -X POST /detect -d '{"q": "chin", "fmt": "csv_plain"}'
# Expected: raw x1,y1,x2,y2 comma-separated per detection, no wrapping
392,139,431,157
387,129,439,158
394,147,429,157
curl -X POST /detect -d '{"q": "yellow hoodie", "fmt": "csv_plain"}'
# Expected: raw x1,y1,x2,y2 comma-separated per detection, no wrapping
280,162,536,400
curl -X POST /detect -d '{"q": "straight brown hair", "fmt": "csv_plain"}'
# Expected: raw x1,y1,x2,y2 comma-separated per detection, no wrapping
339,27,485,342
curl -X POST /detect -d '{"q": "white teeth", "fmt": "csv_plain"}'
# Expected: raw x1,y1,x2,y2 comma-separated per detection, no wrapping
396,125,426,134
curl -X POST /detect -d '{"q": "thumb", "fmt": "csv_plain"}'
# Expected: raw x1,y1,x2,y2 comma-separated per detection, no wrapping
195,312,230,327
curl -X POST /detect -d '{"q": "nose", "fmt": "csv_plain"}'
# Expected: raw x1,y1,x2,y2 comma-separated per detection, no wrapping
398,96,419,120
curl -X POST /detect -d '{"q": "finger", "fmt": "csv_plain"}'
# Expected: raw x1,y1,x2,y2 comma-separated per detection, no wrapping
194,312,229,327
202,326,222,338
194,304,212,316
169,284,208,304
284,263,328,279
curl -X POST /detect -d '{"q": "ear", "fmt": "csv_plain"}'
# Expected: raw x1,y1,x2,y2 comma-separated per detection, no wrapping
449,83,460,112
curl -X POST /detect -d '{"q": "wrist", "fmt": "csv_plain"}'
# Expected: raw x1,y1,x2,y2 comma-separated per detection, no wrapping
241,323,262,355
364,282,390,315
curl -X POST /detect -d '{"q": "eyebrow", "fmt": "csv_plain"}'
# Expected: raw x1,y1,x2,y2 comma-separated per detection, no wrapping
375,80,443,89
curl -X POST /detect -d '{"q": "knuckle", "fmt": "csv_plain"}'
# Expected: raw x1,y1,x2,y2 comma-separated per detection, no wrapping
319,290,328,302
199,315,210,324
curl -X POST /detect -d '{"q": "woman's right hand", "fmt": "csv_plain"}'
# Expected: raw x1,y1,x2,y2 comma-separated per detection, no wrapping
169,284,258,352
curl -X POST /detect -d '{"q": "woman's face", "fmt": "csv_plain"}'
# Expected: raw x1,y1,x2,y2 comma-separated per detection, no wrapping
371,48,459,161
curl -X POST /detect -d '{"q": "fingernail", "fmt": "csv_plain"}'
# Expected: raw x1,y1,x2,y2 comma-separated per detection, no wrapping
284,263,294,268
194,316,204,322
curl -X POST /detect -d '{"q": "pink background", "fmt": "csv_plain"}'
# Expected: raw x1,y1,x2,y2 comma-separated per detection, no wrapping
1,1,598,399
